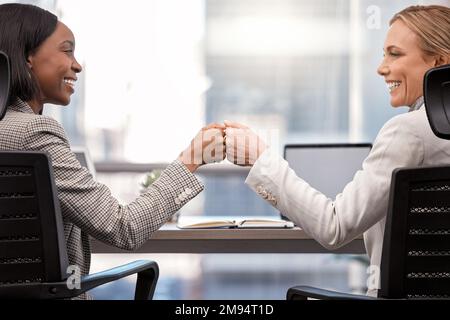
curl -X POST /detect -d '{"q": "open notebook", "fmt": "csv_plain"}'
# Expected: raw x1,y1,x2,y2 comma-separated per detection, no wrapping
177,216,295,229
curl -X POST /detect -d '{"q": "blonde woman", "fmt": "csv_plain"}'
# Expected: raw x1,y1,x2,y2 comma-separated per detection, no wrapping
225,5,450,296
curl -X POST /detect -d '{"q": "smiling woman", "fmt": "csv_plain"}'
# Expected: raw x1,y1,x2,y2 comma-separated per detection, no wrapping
26,22,82,112
223,4,450,298
377,5,450,108
0,2,225,300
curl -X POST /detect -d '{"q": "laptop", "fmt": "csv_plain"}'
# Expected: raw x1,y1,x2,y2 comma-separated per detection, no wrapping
72,146,96,178
282,143,372,219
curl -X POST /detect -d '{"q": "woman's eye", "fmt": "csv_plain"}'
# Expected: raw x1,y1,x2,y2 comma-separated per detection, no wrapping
389,52,400,57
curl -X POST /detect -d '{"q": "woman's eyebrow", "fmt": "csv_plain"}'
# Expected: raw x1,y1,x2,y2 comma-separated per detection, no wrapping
60,40,75,47
385,45,403,51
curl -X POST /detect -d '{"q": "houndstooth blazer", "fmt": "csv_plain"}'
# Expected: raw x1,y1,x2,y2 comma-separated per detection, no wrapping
0,98,204,298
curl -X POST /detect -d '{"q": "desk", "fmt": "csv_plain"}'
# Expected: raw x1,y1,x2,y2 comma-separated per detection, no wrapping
91,223,365,254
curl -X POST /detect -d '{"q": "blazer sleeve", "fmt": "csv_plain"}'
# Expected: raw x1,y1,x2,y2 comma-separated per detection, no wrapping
21,116,204,250
245,115,424,250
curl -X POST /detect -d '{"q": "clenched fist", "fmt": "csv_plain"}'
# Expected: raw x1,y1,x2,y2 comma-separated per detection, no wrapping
224,120,266,166
178,123,226,172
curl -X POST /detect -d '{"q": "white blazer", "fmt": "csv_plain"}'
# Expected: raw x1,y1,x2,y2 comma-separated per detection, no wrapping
245,104,450,296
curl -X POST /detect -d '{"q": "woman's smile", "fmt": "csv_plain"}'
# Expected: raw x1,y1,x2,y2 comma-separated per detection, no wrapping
63,78,76,92
386,80,401,93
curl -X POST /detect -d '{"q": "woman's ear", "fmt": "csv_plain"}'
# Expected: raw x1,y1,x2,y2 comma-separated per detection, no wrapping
434,55,450,67
26,55,33,69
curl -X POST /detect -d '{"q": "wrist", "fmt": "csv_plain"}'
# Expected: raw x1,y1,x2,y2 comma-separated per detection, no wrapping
250,142,267,165
178,156,200,173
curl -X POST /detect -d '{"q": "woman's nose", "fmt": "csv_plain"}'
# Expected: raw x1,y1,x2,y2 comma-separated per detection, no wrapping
72,59,82,73
377,60,389,76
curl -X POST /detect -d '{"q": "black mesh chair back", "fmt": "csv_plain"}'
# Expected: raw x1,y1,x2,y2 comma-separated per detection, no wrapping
0,51,10,120
0,151,159,299
424,64,450,139
0,151,69,293
380,166,450,299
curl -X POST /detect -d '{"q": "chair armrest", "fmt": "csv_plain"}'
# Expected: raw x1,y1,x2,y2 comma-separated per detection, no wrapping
1,260,159,299
287,285,378,300
43,260,159,300
80,260,159,300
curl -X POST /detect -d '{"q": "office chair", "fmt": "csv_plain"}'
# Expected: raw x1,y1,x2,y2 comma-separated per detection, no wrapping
424,64,450,139
0,51,10,121
0,151,159,299
288,165,450,300
287,64,450,300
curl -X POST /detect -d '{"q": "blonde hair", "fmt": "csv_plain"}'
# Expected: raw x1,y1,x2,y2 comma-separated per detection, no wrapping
390,5,450,59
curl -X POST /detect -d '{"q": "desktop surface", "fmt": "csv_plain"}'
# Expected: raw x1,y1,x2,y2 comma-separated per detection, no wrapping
91,219,365,254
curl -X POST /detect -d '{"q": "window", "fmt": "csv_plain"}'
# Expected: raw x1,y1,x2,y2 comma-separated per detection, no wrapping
46,0,442,163
45,0,446,163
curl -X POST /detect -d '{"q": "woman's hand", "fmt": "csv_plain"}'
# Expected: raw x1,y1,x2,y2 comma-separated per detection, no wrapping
224,120,266,166
178,123,226,173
